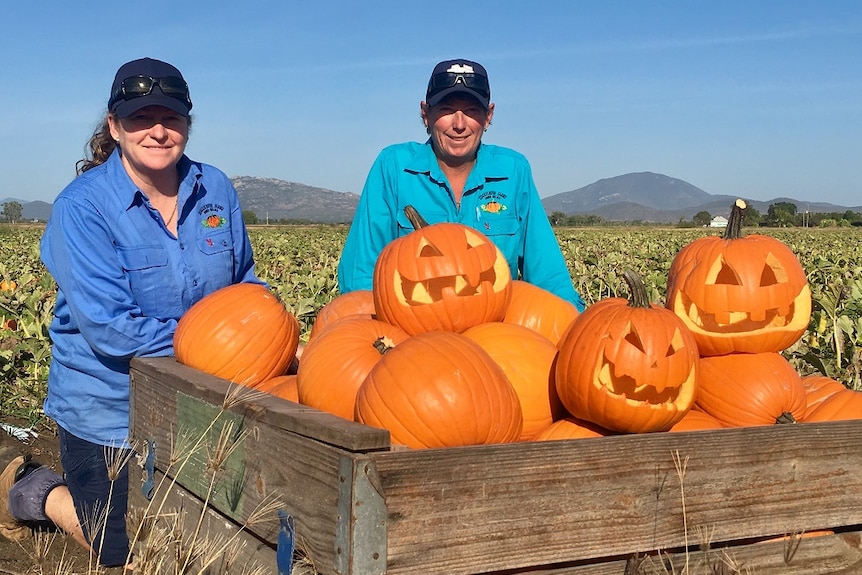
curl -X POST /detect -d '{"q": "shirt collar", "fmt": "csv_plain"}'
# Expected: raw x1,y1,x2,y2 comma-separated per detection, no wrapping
107,149,202,210
404,140,504,191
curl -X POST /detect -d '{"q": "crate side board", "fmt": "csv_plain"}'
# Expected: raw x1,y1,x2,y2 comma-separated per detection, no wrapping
368,422,862,574
128,463,279,573
130,357,390,453
472,530,862,575
130,358,862,575
129,358,392,574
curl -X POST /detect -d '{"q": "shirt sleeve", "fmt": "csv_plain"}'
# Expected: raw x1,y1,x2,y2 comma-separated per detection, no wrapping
42,197,177,360
337,150,399,293
518,164,587,312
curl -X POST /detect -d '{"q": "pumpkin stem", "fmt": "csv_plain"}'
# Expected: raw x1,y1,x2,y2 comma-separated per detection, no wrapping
722,198,747,240
775,412,797,424
372,336,396,355
622,269,651,309
404,205,429,230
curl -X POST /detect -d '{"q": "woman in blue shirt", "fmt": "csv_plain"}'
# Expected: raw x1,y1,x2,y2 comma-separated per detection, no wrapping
337,58,585,311
1,57,261,567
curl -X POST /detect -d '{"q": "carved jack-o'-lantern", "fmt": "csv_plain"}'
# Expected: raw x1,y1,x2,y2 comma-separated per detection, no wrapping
373,206,512,335
666,199,811,356
555,270,699,434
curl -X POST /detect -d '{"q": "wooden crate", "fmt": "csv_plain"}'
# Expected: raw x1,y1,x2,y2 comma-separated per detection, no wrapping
129,357,862,575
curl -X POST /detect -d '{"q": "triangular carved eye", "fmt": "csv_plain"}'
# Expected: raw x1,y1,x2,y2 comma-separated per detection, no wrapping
761,263,778,286
624,324,645,353
667,328,686,356
762,253,789,284
463,229,486,248
707,258,742,286
417,238,444,258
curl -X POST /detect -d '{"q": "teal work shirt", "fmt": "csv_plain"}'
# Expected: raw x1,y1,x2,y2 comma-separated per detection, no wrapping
338,141,585,310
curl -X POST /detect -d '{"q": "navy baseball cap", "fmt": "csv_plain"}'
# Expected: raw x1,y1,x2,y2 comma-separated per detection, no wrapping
108,57,193,118
425,59,491,110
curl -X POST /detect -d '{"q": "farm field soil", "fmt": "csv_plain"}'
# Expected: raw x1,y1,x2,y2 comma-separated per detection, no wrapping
0,425,126,574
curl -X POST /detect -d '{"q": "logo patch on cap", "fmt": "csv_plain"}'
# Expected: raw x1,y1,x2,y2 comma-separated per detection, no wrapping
447,64,475,74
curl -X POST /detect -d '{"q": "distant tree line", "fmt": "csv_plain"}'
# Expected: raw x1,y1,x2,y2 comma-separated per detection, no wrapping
549,203,862,229
242,211,350,226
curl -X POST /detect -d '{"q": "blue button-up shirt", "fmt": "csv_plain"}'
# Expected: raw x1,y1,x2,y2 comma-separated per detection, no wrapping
338,141,585,310
40,149,261,446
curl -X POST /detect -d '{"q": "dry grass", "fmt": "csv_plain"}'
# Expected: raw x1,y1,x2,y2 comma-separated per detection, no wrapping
627,449,773,575
11,382,315,575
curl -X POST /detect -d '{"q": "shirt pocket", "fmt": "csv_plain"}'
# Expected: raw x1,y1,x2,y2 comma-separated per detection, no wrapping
476,213,519,237
197,229,233,255
118,245,169,315
396,209,448,237
196,229,235,279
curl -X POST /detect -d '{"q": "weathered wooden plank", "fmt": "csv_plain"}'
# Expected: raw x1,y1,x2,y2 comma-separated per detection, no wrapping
129,357,388,574
369,422,862,574
128,463,278,574
130,357,390,453
480,530,862,574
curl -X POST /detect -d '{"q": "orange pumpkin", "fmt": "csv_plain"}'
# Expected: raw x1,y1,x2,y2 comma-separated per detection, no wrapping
372,206,512,335
534,417,608,441
308,290,376,341
174,283,299,387
668,409,725,432
696,352,807,427
555,270,699,433
804,389,862,422
463,322,564,440
355,331,523,448
298,317,410,420
666,199,811,356
257,374,299,402
801,374,849,419
502,280,580,345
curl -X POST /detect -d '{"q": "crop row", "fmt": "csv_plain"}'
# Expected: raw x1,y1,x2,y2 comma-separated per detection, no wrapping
1,224,860,427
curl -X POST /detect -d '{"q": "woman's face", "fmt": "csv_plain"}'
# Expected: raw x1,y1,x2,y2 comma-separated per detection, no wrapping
422,95,494,167
108,105,189,182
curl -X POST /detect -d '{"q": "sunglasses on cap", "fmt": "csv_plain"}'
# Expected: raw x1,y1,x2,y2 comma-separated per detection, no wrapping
426,72,491,101
108,75,192,109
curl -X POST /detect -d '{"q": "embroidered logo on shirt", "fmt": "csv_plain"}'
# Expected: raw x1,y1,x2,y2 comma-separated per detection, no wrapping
480,201,507,214
202,213,226,228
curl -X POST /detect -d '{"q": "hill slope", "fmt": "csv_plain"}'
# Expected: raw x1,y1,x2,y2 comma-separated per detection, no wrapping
232,177,358,223
541,172,861,222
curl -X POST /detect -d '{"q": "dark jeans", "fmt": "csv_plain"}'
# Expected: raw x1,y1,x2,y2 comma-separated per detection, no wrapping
57,426,131,567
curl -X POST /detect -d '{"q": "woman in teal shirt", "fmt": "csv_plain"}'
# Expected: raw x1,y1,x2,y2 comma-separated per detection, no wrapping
337,58,585,311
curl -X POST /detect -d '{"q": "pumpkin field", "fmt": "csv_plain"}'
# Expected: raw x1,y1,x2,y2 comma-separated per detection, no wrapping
1,221,861,431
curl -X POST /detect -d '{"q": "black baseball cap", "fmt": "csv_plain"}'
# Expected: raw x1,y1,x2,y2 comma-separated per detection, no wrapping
425,59,491,110
108,57,193,118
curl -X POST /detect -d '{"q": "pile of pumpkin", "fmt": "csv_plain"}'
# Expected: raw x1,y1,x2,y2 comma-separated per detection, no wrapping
174,200,862,449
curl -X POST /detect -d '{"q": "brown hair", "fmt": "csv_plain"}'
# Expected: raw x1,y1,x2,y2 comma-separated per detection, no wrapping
76,116,116,175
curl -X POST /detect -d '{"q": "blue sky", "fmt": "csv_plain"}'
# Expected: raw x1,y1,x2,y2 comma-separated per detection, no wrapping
2,1,860,207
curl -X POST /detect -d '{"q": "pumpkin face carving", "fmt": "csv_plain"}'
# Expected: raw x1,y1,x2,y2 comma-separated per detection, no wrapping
666,199,811,356
555,270,699,433
373,211,512,335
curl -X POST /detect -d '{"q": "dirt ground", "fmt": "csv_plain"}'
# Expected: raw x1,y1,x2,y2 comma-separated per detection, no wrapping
0,422,126,575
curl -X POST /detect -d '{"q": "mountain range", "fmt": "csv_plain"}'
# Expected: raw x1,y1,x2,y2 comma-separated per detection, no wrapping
5,172,860,223
540,172,861,221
